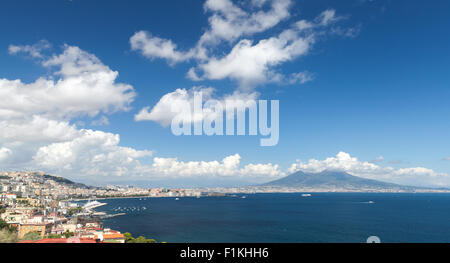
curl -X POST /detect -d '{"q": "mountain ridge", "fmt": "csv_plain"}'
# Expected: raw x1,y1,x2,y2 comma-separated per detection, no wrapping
262,170,425,191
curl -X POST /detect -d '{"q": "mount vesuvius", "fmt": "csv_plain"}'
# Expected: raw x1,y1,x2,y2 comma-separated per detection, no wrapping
262,170,425,191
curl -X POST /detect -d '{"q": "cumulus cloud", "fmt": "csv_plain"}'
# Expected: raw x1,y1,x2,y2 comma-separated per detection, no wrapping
190,9,344,87
132,3,353,126
135,87,214,125
134,87,258,127
33,143,285,181
289,152,450,188
134,86,258,127
0,116,85,168
0,45,135,120
2,41,284,182
0,42,153,180
0,115,80,145
198,0,291,48
152,153,284,179
33,129,152,177
130,0,293,64
130,0,352,90
190,33,313,87
130,31,195,64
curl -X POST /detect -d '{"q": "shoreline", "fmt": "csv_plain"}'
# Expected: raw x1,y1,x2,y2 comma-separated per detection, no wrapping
68,191,450,202
68,196,155,202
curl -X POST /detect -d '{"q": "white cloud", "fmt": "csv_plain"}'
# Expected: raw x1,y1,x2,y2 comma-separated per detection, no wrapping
2,41,285,183
135,9,343,125
0,45,136,120
134,86,258,127
91,116,110,126
190,9,342,87
132,3,358,129
130,31,195,64
289,152,450,188
190,33,313,87
32,138,284,181
0,116,84,168
199,0,291,47
240,162,284,178
288,71,315,84
130,0,292,64
33,129,152,177
0,147,12,163
132,2,348,91
250,0,269,7
131,4,357,131
135,87,214,125
0,115,80,145
315,9,341,26
370,155,384,163
0,42,152,180
330,24,362,38
152,154,240,177
3,41,284,183
152,153,284,179
8,40,51,58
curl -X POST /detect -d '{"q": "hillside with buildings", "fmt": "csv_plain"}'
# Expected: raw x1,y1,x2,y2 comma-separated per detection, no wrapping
0,171,202,243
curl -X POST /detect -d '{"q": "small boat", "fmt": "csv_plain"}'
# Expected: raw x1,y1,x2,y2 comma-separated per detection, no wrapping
302,194,312,197
241,196,247,199
368,201,375,204
175,198,179,201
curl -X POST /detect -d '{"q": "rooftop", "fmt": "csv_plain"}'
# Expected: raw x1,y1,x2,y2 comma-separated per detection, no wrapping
19,237,100,243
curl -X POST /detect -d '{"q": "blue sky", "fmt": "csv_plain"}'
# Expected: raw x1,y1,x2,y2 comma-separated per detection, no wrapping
1,0,450,187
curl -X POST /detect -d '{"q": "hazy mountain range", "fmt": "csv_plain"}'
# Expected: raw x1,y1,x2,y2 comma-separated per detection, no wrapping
261,170,441,191
25,170,448,192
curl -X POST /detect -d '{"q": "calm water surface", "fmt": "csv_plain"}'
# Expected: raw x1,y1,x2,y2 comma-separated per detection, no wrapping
95,193,450,243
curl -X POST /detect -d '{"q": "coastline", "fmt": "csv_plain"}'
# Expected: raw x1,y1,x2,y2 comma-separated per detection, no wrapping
69,196,155,202
69,190,450,202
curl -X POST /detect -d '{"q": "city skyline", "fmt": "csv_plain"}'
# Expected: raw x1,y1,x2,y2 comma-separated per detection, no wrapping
1,0,450,188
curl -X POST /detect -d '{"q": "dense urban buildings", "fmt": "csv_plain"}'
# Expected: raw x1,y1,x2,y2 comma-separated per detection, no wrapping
0,171,202,243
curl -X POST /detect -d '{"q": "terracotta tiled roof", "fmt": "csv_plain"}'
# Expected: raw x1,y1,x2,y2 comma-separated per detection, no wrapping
104,233,125,239
19,238,99,243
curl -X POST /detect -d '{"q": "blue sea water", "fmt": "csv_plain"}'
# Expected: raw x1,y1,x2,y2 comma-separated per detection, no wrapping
95,193,450,243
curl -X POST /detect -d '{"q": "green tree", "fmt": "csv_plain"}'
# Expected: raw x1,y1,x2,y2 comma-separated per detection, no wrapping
22,231,42,241
0,229,18,243
123,232,156,243
123,232,134,243
45,233,62,239
0,218,17,234
0,218,8,230
63,231,75,238
17,199,30,206
67,206,83,216
134,236,157,243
